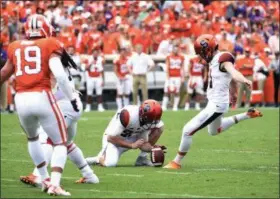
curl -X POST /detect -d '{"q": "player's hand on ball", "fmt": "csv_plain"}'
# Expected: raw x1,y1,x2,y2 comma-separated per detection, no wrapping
153,145,167,153
131,139,144,149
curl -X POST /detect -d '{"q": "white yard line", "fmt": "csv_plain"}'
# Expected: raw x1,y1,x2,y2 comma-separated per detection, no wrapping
194,168,279,175
157,171,192,175
199,149,277,155
0,182,228,198
107,173,144,177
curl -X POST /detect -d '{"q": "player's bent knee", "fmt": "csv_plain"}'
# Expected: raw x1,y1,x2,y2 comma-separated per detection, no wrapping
207,128,218,136
182,124,194,136
103,160,117,167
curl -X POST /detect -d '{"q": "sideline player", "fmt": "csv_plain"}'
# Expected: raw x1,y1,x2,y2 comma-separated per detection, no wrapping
162,46,185,111
19,77,99,186
164,34,263,169
184,56,207,110
86,99,166,167
0,14,77,195
114,47,131,110
84,48,105,112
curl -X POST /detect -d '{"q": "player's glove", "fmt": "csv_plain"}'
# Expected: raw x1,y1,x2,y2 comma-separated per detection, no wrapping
71,99,79,112
153,145,167,153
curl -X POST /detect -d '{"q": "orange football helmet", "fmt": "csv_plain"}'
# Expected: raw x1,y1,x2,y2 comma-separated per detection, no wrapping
24,14,54,39
194,34,218,63
139,99,162,126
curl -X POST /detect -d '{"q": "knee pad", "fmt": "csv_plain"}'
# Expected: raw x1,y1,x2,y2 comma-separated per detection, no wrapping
207,128,219,136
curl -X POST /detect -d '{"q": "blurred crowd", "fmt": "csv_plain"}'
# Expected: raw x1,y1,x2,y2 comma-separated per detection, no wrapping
1,0,279,112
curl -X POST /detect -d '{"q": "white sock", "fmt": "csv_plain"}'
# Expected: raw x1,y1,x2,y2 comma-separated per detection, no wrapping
116,97,122,110
50,172,61,187
195,102,200,109
185,102,190,109
10,104,14,111
219,113,250,132
139,151,147,158
50,145,67,186
174,153,186,165
67,143,87,169
123,97,129,106
43,143,53,164
28,140,49,180
137,95,141,105
86,104,91,110
162,96,169,108
173,96,180,109
32,143,53,179
173,130,193,164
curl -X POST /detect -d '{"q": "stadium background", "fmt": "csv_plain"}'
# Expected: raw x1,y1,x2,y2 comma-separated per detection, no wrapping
0,0,279,111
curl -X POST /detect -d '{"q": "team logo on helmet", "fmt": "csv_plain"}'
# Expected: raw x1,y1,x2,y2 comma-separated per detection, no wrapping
200,40,208,48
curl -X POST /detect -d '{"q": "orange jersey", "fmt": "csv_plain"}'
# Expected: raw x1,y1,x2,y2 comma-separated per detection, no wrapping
189,57,206,76
167,54,184,77
114,56,129,78
235,57,254,76
87,56,104,77
7,38,63,93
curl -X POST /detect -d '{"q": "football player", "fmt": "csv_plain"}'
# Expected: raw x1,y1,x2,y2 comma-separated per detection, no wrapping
114,47,131,110
85,48,105,112
86,99,166,167
184,56,208,110
19,76,99,187
162,45,185,111
0,14,78,195
164,34,263,169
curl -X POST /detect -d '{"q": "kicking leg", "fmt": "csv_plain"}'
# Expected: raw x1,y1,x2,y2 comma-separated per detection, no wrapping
208,108,263,135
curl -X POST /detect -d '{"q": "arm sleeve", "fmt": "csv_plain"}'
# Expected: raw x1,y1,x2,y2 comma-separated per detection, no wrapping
218,52,235,72
49,57,74,101
105,113,126,136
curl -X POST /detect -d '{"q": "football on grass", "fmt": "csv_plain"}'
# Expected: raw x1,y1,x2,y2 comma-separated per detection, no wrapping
151,147,165,167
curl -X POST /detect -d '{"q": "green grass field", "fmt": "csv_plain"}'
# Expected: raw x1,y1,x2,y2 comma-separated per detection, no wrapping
1,109,279,198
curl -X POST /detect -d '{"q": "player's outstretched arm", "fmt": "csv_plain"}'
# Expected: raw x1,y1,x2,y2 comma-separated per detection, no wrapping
107,135,144,149
49,53,79,112
223,62,252,88
0,60,14,85
49,54,74,100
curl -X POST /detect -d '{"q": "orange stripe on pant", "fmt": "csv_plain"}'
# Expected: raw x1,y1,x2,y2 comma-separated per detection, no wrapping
46,91,66,144
50,92,67,136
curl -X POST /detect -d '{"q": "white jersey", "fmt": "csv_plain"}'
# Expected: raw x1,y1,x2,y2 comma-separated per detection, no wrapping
104,105,164,141
207,51,235,104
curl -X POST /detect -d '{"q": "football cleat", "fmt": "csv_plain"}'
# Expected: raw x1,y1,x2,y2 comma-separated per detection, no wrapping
41,178,51,192
20,174,42,188
47,185,71,196
135,156,154,167
98,104,105,112
163,161,181,169
75,174,99,184
246,108,263,118
84,107,91,112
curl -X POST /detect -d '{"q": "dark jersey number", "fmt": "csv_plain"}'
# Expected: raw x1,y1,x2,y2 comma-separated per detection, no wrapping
121,130,133,137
